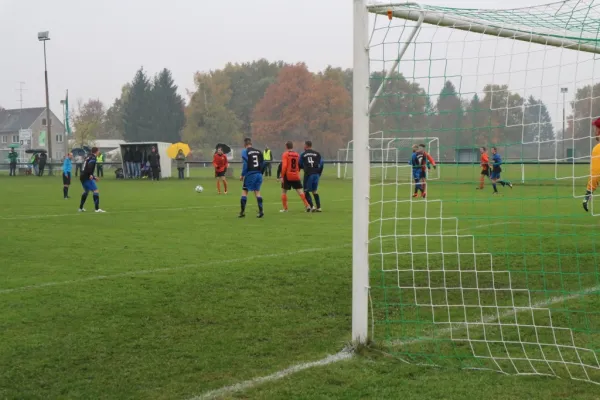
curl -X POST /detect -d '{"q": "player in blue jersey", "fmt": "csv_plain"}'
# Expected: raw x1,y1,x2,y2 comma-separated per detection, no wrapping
490,147,513,194
299,140,324,212
78,147,105,213
239,138,265,218
410,145,426,198
62,152,73,199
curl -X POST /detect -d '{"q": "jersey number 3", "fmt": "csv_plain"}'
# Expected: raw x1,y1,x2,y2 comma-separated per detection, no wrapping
252,156,259,168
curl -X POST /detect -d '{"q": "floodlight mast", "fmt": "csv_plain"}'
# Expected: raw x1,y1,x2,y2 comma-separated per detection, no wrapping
38,31,52,166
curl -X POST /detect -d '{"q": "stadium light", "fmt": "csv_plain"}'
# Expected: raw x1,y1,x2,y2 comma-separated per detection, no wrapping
38,31,53,169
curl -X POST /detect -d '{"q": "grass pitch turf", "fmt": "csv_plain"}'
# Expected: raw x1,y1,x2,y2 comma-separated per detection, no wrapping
0,164,598,399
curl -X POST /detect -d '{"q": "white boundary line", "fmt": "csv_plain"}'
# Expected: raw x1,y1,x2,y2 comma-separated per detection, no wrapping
185,220,600,399
0,198,353,221
1,220,594,295
0,244,351,295
392,284,600,346
189,350,354,400
188,284,600,400
0,220,498,295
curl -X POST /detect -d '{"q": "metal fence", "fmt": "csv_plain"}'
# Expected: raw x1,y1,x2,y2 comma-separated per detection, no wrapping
0,160,591,186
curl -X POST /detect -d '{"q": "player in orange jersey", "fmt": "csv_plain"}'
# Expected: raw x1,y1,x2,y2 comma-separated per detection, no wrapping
278,141,311,212
212,147,229,194
477,146,491,190
419,143,436,198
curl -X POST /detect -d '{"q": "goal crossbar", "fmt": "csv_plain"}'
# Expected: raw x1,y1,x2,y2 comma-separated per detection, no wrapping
367,2,600,55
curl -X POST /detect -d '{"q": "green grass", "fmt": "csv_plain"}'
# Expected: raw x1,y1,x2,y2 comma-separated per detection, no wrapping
0,165,598,399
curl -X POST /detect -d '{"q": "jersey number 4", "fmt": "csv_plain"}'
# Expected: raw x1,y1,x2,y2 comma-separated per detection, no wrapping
307,157,314,167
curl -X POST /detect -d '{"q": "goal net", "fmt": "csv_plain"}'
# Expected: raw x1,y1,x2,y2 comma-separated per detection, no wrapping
353,0,600,384
338,133,440,180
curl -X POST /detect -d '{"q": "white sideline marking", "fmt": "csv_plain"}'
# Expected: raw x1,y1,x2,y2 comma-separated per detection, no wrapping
0,220,498,295
188,350,354,400
0,198,352,221
0,244,351,295
182,223,600,399
1,221,591,295
392,284,600,346
187,285,599,400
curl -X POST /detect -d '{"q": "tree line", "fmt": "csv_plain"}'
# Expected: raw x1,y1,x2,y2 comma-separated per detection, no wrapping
71,58,599,159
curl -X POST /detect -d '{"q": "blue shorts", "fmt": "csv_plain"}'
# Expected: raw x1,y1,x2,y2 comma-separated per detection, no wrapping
304,174,320,192
412,169,424,181
81,179,98,192
490,171,501,180
243,173,262,192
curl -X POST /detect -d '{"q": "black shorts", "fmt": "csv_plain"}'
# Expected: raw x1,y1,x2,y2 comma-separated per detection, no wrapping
215,169,227,177
62,172,71,185
282,178,302,191
481,168,489,176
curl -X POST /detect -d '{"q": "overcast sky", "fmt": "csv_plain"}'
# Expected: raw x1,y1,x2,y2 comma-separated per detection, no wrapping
0,0,578,124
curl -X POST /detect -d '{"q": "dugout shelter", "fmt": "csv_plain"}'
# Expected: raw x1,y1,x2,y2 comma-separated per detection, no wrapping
119,142,172,179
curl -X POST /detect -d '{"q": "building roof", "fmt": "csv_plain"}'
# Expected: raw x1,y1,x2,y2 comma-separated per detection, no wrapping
0,108,46,133
94,139,125,149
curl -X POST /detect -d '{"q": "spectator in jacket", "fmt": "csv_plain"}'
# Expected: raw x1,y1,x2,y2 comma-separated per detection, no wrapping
124,148,133,178
8,148,17,176
38,152,47,176
148,146,161,181
175,149,186,179
75,154,83,177
96,151,104,177
134,147,143,178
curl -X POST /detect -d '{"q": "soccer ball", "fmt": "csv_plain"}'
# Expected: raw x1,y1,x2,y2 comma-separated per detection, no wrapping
195,185,204,193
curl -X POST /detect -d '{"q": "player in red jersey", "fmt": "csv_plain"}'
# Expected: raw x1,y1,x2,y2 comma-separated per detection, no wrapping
419,143,436,198
278,141,310,212
212,147,229,194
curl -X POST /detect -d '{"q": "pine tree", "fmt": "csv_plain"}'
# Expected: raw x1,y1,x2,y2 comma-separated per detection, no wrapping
524,95,554,143
123,68,153,142
150,68,185,142
435,80,464,148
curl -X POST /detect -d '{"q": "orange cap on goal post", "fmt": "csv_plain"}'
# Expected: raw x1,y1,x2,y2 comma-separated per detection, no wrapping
387,10,393,20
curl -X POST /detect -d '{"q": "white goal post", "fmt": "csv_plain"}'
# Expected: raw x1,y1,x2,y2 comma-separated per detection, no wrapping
352,0,600,384
338,134,439,180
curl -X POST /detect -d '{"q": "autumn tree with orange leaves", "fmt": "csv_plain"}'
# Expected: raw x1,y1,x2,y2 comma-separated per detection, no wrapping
252,63,351,157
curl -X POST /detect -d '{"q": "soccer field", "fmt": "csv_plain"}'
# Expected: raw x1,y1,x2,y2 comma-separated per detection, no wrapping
0,167,599,399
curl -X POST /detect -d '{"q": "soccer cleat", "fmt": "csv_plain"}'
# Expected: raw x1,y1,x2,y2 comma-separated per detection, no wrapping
583,195,591,212
306,207,312,213
78,208,86,212
476,187,483,190
238,212,245,218
508,182,513,189
422,192,427,198
95,209,106,213
412,193,418,198
224,191,228,195
280,209,288,213
314,208,322,213
492,192,499,195
257,212,264,218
